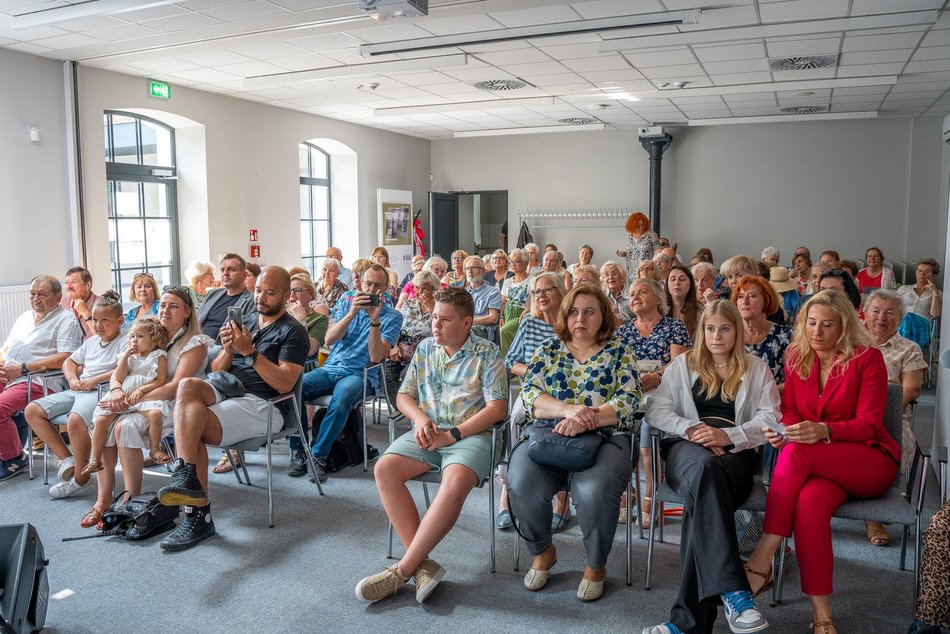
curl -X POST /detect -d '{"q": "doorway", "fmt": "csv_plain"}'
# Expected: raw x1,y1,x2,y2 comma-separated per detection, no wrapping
428,190,508,259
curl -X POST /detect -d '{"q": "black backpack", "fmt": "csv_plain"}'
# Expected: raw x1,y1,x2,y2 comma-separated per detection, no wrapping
310,405,378,472
100,491,180,540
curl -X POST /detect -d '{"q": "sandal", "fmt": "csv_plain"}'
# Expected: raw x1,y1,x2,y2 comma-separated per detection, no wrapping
744,563,774,598
641,496,653,529
80,508,102,529
212,451,240,474
81,458,103,475
866,521,890,546
149,449,172,464
810,620,836,634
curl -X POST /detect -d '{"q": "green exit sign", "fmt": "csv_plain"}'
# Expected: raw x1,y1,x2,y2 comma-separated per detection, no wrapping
148,79,171,100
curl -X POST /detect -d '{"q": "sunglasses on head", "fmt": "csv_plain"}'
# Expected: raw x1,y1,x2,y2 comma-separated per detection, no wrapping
162,285,193,307
134,272,155,280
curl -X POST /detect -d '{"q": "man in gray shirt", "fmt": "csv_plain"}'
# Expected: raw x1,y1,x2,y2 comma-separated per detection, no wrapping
0,275,83,481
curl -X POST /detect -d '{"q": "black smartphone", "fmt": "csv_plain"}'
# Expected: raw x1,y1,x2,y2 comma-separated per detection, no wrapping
366,293,381,307
227,306,243,328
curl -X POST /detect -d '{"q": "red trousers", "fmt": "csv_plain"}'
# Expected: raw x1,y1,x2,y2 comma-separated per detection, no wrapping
0,381,44,460
763,441,897,595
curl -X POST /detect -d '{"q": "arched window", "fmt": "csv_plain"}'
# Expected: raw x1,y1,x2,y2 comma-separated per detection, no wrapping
299,142,331,278
103,110,179,297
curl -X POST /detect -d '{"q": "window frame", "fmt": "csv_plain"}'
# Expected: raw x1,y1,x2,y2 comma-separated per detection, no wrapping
299,142,332,278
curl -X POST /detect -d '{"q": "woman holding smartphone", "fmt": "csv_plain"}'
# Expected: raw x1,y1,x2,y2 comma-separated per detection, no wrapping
744,291,898,634
642,300,778,634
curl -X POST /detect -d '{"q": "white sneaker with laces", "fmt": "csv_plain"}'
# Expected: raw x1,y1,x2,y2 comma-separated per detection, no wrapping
57,456,75,482
49,477,87,499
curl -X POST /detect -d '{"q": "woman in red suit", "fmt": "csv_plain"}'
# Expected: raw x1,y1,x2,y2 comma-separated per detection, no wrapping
744,290,900,634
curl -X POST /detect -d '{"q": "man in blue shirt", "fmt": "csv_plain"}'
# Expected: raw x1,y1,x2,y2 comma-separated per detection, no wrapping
301,264,402,482
463,256,501,342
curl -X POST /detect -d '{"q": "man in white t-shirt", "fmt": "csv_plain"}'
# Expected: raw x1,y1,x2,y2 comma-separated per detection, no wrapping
0,275,83,481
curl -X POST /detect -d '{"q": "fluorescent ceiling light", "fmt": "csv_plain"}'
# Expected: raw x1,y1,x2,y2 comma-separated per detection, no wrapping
600,10,938,52
454,123,606,138
361,10,700,57
652,76,898,99
374,96,556,117
243,53,467,89
12,0,179,30
687,111,878,126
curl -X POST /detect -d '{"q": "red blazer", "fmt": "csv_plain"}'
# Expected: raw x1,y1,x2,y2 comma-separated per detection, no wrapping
782,346,900,464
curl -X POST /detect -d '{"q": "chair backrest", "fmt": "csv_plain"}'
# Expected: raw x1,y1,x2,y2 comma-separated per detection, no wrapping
282,374,305,432
882,383,903,447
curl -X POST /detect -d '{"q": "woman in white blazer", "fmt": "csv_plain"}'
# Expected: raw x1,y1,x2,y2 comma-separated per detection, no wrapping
642,300,780,634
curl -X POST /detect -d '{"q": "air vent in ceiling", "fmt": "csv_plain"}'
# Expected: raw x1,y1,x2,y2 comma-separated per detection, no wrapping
769,55,837,71
474,79,527,91
779,105,829,114
558,117,599,125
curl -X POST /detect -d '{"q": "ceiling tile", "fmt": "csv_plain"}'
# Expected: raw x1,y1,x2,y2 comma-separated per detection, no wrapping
904,59,950,74
475,47,552,65
139,12,222,33
225,41,307,59
710,71,773,85
217,60,291,78
842,32,925,52
623,47,696,68
458,39,531,53
287,32,364,52
890,81,950,94
177,0,252,9
318,48,367,64
386,70,452,85
119,4,188,21
56,14,126,32
766,37,841,58
760,0,849,22
129,57,201,73
836,62,907,76
489,5,581,28
830,94,885,103
570,0,666,19
561,55,631,72
84,23,161,41
838,49,913,65
171,67,243,83
175,49,254,66
640,63,705,79
680,5,758,29
702,58,769,74
849,0,944,16
355,22,434,44
520,72,586,86
417,14,504,36
497,61,567,76
692,42,765,63
912,45,950,61
440,67,515,81
28,32,101,49
266,52,337,71
583,68,647,82
200,1,289,21
832,86,889,95
772,67,836,80
723,93,778,103
0,24,69,42
670,95,725,105
898,70,950,83
536,41,605,59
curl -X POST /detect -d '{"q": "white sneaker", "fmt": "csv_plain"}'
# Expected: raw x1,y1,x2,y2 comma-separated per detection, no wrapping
49,477,86,499
57,456,75,482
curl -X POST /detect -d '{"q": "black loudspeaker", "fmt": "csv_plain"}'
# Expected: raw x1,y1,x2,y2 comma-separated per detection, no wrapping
0,524,48,634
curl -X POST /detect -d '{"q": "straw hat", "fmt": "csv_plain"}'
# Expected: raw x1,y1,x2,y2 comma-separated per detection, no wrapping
769,266,798,294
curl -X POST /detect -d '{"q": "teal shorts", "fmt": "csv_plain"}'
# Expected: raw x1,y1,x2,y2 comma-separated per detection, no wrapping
384,429,498,482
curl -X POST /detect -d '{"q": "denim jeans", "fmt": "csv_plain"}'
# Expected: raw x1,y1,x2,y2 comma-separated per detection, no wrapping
298,368,366,458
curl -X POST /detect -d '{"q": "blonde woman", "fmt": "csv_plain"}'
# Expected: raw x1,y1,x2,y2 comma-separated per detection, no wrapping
442,250,469,288
371,246,400,290
183,261,215,309
643,300,778,634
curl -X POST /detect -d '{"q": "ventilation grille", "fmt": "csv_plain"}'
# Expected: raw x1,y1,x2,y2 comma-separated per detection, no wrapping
474,79,527,91
558,117,599,125
769,55,837,71
779,105,829,114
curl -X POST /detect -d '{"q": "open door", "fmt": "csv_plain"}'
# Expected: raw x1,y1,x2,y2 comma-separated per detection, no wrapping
429,191,459,259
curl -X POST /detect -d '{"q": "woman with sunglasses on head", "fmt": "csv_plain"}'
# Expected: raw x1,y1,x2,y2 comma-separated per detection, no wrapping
123,272,160,331
818,268,864,325
89,285,212,527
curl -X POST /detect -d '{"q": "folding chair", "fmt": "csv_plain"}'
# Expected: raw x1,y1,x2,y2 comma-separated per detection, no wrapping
385,416,510,573
215,376,323,527
773,384,931,602
19,370,65,484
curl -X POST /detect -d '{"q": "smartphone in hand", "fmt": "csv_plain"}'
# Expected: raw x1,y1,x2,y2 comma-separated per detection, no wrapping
764,419,789,440
227,306,243,329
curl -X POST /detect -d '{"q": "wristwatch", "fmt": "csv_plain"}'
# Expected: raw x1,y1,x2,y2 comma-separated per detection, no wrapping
449,427,462,442
20,362,28,375
242,349,259,366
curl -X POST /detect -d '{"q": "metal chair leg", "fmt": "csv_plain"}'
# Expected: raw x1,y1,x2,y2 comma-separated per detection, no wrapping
387,521,395,559
43,443,49,485
266,410,274,527
27,427,34,481
294,401,324,496
626,479,632,586
775,537,788,604
362,378,369,472
422,481,431,509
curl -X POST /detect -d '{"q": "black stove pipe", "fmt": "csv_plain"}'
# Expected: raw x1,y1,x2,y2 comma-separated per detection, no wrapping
640,133,673,236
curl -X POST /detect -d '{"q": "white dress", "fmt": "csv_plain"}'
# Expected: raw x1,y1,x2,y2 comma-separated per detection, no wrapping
93,349,169,419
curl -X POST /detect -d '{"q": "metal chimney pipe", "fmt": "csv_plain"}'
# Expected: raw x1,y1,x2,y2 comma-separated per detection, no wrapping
640,133,673,236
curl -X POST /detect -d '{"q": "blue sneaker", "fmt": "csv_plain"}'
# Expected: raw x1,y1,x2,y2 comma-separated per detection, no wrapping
641,622,684,634
0,453,28,481
721,590,769,633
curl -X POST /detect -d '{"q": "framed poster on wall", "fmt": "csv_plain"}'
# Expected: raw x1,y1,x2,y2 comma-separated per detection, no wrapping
381,202,411,246
377,188,413,281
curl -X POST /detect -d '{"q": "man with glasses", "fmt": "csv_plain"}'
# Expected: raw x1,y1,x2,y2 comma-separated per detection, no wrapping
463,256,501,343
301,264,403,483
0,276,83,480
198,253,256,343
61,267,99,340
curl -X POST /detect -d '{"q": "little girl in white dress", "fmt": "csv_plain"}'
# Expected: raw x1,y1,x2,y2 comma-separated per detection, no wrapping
85,316,171,473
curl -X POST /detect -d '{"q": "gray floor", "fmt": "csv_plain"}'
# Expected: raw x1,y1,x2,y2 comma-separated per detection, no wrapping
1,394,942,634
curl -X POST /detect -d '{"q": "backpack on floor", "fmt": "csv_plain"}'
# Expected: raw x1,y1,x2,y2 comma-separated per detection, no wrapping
311,405,377,472
100,491,180,540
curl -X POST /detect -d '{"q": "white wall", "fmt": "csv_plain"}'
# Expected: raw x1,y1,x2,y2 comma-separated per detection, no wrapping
76,65,431,286
0,50,72,286
432,119,945,272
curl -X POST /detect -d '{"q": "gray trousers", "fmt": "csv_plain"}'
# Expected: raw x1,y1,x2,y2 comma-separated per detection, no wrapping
508,433,632,569
661,438,758,634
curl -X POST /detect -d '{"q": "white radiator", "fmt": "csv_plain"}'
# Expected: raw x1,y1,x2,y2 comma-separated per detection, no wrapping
0,285,31,338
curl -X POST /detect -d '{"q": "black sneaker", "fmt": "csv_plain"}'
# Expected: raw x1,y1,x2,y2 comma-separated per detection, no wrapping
160,504,215,552
0,453,28,481
307,457,329,484
288,450,307,478
158,459,206,507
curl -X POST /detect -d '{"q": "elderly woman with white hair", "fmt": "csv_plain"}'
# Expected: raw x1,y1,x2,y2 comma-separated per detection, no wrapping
500,248,533,353
653,252,673,281
316,257,348,310
863,288,928,547
692,261,719,307
183,261,215,309
761,247,780,267
602,261,633,322
618,277,692,526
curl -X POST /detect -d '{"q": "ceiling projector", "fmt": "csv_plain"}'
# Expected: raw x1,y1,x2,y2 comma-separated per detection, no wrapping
357,0,428,21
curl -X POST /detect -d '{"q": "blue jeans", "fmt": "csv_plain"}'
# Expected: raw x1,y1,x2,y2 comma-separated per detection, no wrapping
299,368,365,459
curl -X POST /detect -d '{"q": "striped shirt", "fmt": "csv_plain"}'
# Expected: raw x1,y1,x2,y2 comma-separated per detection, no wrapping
505,315,555,369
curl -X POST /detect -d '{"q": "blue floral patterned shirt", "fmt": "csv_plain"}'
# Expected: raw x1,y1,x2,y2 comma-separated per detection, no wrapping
521,335,642,433
399,334,508,430
616,316,691,365
744,321,792,384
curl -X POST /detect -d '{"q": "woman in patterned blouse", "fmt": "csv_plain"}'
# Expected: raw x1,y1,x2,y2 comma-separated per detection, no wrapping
441,250,469,289
499,248,532,354
616,211,660,281
732,276,792,387
508,285,642,602
617,277,691,527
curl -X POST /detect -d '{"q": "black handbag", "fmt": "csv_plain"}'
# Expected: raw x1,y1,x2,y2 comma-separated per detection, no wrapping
206,370,245,399
526,420,606,472
100,491,180,541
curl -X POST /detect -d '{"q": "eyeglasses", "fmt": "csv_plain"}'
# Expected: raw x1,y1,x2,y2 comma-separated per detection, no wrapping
133,272,155,280
532,287,557,296
290,287,306,294
363,281,386,290
162,285,193,307
464,266,485,272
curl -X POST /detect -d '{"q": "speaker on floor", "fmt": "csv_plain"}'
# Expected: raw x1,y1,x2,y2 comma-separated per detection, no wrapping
0,523,48,634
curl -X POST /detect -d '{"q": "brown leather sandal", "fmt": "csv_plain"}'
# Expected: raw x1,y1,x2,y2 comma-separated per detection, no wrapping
212,451,240,474
810,620,836,634
866,521,890,546
744,563,774,598
81,458,103,475
149,449,172,464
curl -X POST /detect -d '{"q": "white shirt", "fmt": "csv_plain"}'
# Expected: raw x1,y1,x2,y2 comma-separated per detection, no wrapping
896,285,938,321
645,353,780,452
70,335,127,381
3,307,83,385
